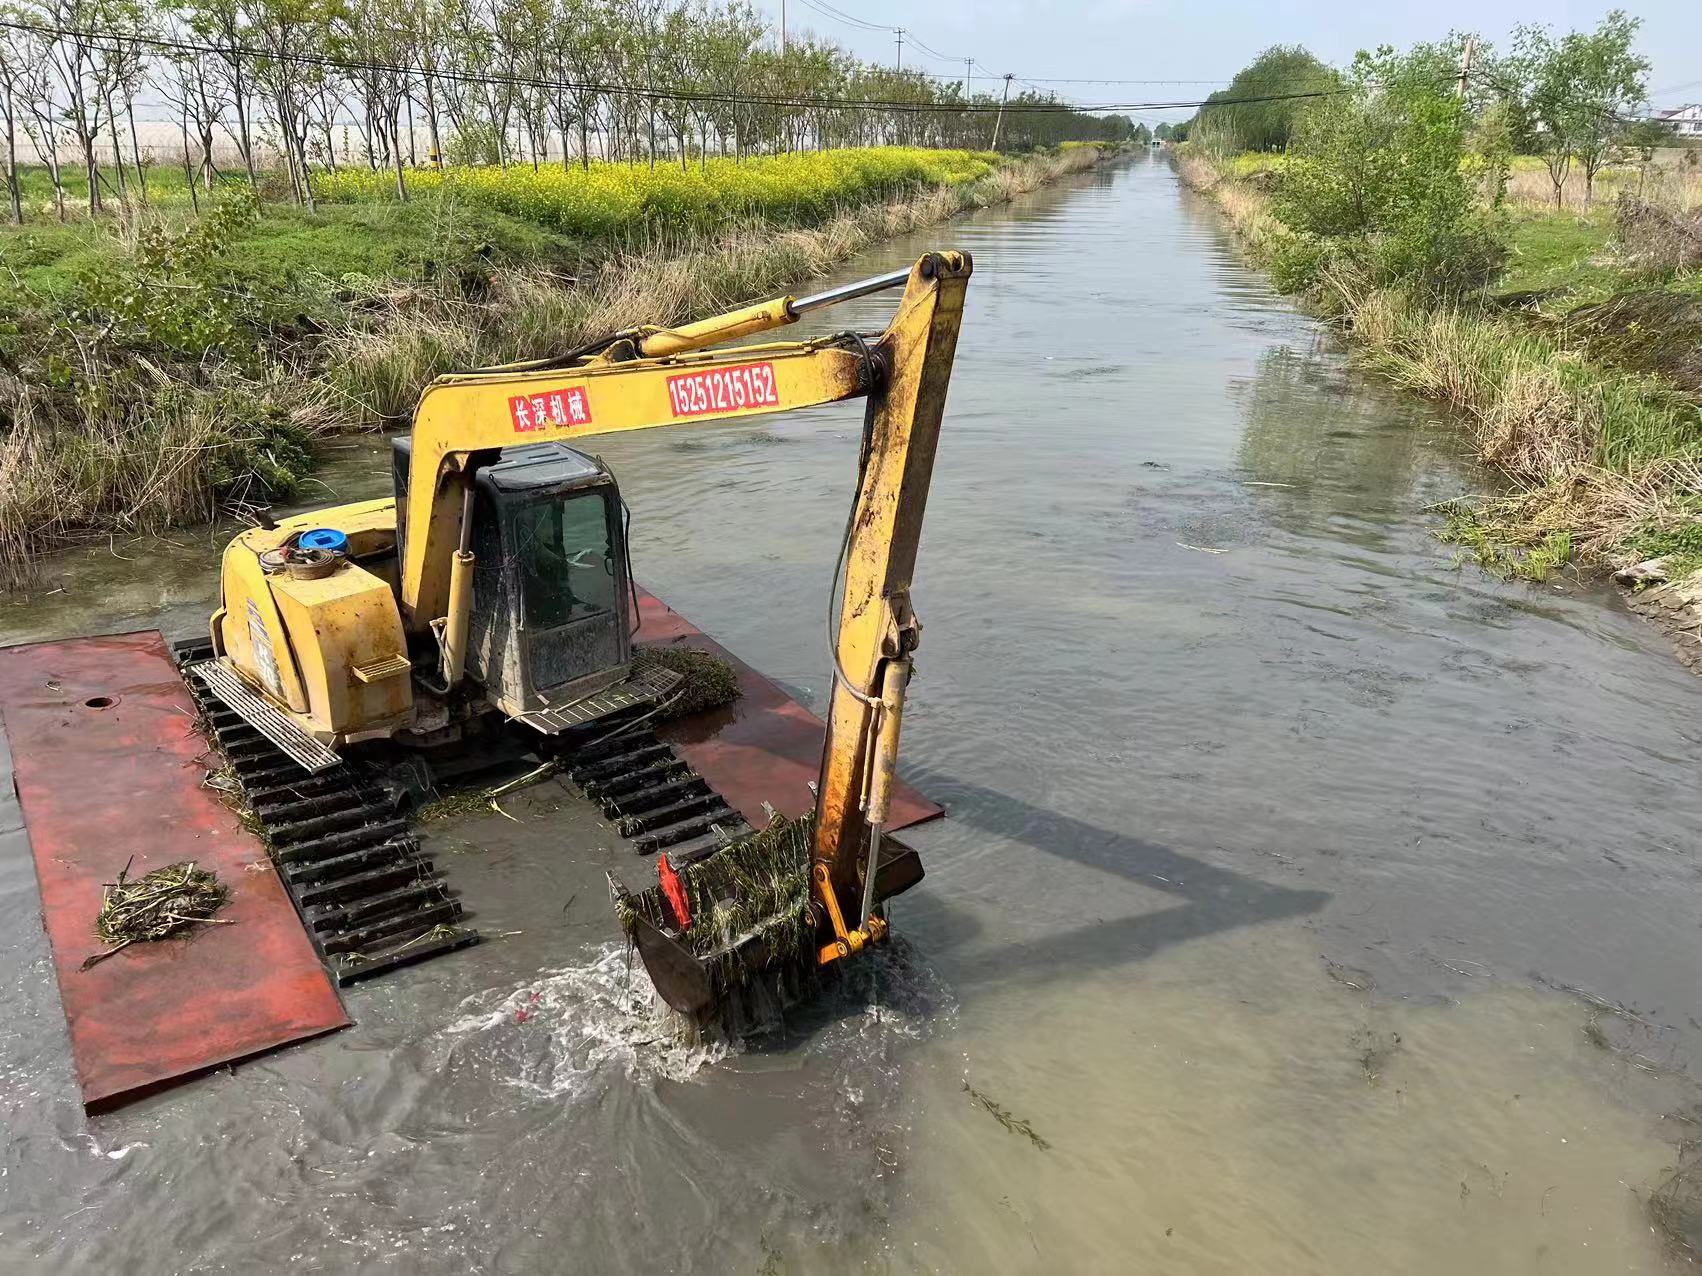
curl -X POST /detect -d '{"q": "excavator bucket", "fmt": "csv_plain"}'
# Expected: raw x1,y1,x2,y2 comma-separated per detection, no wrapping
608,811,931,1027
608,815,822,1024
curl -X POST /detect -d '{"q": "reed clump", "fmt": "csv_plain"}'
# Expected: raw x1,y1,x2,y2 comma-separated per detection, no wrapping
82,859,232,969
633,644,742,718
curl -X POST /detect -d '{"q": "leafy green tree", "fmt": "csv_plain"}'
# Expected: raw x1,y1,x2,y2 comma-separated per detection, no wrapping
1514,11,1649,208
1620,117,1675,153
1192,45,1340,153
1277,44,1502,298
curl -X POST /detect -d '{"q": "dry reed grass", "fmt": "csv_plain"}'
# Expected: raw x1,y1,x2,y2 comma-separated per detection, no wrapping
0,372,317,586
1176,146,1702,574
1505,156,1702,214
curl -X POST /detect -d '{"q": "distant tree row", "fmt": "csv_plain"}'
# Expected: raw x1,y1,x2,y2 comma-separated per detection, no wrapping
0,0,1137,224
1186,11,1664,209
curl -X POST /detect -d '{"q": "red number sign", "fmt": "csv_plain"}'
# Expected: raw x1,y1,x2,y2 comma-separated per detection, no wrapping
666,362,779,418
510,386,592,433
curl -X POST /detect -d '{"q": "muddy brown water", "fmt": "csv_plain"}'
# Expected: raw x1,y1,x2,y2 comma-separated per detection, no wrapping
3,154,1701,1273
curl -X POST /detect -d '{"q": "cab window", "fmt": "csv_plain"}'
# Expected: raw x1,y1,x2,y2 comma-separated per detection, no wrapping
511,492,617,629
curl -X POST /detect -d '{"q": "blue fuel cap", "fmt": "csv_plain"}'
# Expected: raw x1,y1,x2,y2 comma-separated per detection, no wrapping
298,528,349,554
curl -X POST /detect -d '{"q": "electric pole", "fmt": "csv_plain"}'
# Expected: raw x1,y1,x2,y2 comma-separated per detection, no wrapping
780,0,785,53
894,27,903,70
991,72,1013,150
1456,36,1475,99
963,57,973,98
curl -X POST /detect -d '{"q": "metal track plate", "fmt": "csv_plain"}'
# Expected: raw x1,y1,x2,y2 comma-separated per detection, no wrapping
185,658,343,774
515,662,684,734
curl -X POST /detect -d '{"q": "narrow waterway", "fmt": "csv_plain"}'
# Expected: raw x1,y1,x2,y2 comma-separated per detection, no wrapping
3,154,1700,1273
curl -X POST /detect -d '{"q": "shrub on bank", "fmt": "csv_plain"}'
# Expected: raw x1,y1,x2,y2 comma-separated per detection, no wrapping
1269,47,1505,302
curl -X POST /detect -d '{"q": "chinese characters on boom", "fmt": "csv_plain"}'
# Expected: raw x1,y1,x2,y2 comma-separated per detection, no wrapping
509,386,592,433
667,361,779,417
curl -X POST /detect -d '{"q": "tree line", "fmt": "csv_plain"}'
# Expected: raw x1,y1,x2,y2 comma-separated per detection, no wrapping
1185,11,1678,209
0,0,1138,224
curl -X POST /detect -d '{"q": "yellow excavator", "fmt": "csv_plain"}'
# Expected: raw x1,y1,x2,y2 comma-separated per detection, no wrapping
181,250,971,1015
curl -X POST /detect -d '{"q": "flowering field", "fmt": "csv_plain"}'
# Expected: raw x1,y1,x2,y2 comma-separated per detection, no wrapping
316,148,997,239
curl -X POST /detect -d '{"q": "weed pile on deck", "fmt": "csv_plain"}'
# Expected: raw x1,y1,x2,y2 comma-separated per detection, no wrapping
632,644,742,717
83,860,230,968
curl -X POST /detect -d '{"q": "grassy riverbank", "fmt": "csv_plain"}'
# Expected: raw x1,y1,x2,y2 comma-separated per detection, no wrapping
0,145,1105,584
1175,147,1702,585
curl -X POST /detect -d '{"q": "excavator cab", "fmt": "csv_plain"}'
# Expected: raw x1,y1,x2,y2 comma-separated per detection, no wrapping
393,438,637,726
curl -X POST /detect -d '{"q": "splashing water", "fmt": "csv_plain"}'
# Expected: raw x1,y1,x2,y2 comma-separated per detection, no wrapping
440,931,958,1106
442,944,730,1096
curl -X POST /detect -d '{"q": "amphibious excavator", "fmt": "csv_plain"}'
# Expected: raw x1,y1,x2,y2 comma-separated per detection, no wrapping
180,250,971,1018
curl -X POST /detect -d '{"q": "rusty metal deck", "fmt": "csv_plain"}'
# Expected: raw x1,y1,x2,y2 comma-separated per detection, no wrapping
0,631,349,1111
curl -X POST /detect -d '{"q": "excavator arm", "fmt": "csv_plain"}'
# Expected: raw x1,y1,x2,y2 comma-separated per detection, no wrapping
405,250,971,1007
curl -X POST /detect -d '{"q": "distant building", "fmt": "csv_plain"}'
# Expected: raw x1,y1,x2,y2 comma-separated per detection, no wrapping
1654,104,1702,137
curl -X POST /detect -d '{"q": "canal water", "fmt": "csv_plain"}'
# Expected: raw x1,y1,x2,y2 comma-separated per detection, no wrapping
3,153,1700,1272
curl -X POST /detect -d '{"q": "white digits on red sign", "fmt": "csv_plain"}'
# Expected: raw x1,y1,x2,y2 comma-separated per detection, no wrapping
665,362,777,418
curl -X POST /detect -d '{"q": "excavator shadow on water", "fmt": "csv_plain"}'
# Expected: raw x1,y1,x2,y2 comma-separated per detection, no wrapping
724,770,1330,1050
873,768,1331,999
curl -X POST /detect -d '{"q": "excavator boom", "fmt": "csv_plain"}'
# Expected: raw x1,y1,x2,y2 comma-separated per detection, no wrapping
571,252,972,1018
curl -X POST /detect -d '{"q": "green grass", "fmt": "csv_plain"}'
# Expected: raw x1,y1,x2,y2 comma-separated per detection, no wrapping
1494,210,1618,307
0,188,590,299
1623,518,1702,582
1438,501,1574,581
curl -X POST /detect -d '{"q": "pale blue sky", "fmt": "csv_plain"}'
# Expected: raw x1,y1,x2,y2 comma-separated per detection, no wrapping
756,0,1702,123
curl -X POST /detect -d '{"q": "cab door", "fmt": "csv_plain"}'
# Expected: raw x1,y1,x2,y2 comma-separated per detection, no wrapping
510,489,630,703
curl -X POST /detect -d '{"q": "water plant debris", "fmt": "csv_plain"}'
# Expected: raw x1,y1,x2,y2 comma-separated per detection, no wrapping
613,813,816,1004
633,645,743,718
81,859,233,970
964,1081,1051,1151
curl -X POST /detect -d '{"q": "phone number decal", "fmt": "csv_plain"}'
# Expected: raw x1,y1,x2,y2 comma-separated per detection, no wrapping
666,362,779,418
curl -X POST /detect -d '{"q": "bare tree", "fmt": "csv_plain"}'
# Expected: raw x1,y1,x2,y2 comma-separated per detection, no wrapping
0,12,33,222
186,0,262,201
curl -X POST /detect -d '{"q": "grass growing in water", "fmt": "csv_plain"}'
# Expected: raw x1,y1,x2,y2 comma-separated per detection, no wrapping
1438,501,1575,582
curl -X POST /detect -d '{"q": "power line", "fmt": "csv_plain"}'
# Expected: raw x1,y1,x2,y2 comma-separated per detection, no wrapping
902,31,962,64
802,0,892,32
793,0,888,34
